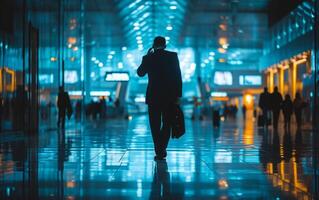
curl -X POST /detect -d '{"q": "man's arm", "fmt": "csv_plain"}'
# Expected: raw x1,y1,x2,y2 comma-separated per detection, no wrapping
174,53,182,97
137,56,148,77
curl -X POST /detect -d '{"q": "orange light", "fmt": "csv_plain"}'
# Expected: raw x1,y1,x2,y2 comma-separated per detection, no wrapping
72,46,79,51
218,58,226,63
68,37,77,44
243,94,253,108
50,57,57,62
218,48,226,54
219,24,227,31
66,180,76,188
219,37,228,46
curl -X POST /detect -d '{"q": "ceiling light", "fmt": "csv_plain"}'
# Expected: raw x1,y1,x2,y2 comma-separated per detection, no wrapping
122,47,127,51
222,44,229,49
208,56,214,60
136,36,142,40
110,51,116,55
98,62,103,67
166,25,173,31
118,62,123,69
165,36,170,41
209,52,215,56
91,57,97,61
50,57,57,62
72,46,78,51
137,40,143,44
134,26,140,30
133,22,139,27
94,60,99,64
108,55,113,59
204,59,209,64
169,5,177,10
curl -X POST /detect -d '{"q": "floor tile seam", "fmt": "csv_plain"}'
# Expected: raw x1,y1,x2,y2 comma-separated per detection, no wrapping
109,152,128,180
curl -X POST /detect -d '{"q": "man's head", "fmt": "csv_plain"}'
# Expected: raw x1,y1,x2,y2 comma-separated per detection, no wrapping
274,86,278,92
153,36,166,49
59,86,64,92
264,87,268,92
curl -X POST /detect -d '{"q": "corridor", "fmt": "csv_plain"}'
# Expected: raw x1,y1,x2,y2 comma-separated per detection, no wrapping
0,117,314,199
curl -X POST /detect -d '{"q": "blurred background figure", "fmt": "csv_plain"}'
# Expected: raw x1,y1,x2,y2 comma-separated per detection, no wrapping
242,104,247,120
282,94,293,131
270,86,282,131
258,87,271,130
57,86,71,129
293,92,308,130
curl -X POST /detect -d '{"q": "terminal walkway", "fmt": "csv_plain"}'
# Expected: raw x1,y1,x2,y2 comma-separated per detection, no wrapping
0,116,315,199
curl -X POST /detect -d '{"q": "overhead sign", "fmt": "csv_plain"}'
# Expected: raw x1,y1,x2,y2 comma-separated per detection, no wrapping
105,72,129,81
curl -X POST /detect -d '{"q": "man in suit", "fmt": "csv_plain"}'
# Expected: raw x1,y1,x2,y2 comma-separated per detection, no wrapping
270,86,283,131
137,36,182,160
258,87,271,130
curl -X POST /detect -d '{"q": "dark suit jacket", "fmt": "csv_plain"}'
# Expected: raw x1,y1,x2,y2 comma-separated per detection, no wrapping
137,49,182,105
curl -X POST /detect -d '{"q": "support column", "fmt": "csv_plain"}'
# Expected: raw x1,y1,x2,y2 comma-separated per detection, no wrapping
291,62,297,99
268,70,274,93
278,67,284,95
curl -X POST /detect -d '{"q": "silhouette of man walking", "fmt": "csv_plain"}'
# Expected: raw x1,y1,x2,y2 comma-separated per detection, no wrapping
57,86,71,129
137,36,182,160
270,86,283,131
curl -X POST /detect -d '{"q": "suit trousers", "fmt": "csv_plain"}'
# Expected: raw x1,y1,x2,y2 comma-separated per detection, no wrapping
148,104,172,157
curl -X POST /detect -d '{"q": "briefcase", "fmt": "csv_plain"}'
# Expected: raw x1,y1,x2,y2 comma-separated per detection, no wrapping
171,105,185,139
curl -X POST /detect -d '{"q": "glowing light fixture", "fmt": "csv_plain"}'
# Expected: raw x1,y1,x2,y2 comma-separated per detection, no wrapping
50,57,57,62
166,25,173,31
218,58,226,63
91,57,97,61
218,48,226,54
68,37,77,44
118,62,123,69
170,5,177,10
122,46,127,51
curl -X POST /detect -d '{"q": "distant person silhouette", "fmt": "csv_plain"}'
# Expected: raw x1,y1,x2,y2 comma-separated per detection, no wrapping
270,86,283,130
293,92,307,129
137,36,182,160
281,94,293,131
57,86,71,128
258,87,271,129
242,104,247,119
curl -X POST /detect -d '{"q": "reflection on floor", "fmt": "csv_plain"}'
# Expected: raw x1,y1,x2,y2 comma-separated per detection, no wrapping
0,115,316,199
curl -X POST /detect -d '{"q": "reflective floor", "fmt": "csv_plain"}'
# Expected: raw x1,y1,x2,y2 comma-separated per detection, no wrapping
0,115,317,199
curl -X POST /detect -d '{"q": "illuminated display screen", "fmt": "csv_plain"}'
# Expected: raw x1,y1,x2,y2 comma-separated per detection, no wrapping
65,70,79,84
213,71,233,85
105,72,129,81
90,91,111,96
211,92,227,97
39,74,54,84
239,75,262,86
